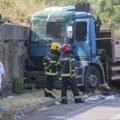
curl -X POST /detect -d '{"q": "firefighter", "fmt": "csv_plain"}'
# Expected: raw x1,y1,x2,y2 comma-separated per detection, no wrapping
59,43,84,104
43,42,61,98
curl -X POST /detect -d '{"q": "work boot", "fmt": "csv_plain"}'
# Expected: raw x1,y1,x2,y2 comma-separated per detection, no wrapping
44,91,56,98
75,98,84,103
61,99,68,104
49,94,56,98
44,93,49,97
44,90,50,97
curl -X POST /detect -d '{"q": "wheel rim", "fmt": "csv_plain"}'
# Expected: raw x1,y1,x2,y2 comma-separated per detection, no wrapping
86,74,98,88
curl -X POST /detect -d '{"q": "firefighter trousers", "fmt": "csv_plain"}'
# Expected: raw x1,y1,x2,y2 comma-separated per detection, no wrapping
44,75,55,95
61,77,80,101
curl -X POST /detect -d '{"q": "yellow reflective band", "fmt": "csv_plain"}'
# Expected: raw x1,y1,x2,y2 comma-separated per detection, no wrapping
50,61,56,63
61,74,71,77
70,59,75,61
62,96,67,99
45,71,58,76
57,61,60,64
71,70,75,72
45,88,52,94
74,96,80,99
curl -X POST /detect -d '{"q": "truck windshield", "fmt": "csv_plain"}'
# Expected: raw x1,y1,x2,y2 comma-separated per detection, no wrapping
30,21,65,43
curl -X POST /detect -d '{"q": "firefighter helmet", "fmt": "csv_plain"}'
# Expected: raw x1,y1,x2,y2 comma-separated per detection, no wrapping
51,42,61,51
61,44,71,53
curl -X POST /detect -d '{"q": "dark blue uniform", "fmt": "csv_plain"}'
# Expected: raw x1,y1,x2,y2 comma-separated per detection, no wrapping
59,52,83,103
43,49,60,98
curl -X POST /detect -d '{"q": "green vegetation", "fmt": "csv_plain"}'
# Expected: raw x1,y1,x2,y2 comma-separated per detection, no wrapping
0,0,120,39
13,77,24,94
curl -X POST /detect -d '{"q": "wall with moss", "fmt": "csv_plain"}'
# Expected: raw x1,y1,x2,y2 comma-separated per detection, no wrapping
0,24,30,95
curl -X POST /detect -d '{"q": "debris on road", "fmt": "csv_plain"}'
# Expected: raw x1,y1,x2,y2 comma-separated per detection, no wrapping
105,95,115,100
55,101,60,105
83,93,116,103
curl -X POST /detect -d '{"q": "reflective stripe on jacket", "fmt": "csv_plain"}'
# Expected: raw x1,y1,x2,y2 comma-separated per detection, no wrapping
43,50,61,76
59,52,75,77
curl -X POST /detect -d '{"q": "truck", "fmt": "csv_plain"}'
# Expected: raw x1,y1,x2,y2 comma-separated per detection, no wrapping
24,3,120,92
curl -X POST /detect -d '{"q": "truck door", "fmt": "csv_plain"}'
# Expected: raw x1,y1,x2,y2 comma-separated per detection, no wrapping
72,19,90,63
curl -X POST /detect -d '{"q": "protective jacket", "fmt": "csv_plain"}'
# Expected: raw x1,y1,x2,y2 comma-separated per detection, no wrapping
59,51,83,104
59,52,75,77
43,49,61,76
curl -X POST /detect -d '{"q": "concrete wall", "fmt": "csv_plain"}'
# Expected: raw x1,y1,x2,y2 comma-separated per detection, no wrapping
0,24,30,94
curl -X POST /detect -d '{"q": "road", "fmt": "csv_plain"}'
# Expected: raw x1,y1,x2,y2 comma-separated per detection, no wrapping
23,94,120,120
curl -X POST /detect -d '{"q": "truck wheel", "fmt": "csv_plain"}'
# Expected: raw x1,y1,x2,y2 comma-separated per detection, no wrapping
84,66,100,93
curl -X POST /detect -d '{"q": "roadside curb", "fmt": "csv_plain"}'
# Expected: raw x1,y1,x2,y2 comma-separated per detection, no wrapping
15,98,61,114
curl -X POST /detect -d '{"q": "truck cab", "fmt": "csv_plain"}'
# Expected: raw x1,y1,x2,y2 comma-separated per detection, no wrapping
24,4,111,92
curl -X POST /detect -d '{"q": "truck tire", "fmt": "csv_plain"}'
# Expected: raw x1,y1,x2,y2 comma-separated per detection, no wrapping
84,66,100,93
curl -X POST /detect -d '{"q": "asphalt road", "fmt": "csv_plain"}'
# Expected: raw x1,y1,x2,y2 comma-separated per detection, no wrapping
23,94,120,120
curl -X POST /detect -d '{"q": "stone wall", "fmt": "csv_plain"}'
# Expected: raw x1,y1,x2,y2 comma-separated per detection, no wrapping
0,24,30,94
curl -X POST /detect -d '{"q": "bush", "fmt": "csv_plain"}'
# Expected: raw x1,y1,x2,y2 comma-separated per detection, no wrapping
13,77,24,94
